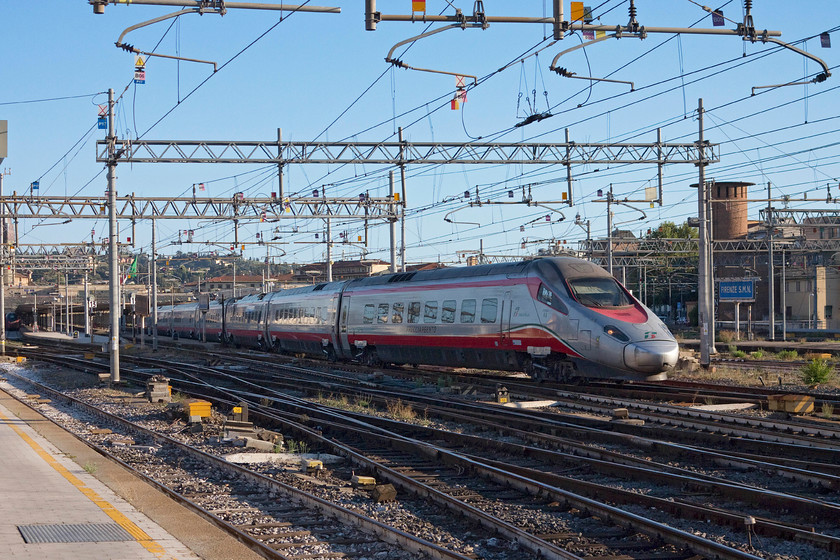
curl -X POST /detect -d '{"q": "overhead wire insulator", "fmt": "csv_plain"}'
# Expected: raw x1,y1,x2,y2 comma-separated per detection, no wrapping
627,0,639,33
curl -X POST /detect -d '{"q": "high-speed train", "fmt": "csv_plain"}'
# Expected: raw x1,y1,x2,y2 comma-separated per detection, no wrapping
157,257,679,381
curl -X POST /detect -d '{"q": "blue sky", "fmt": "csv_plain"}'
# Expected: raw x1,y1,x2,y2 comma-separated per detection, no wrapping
1,1,839,267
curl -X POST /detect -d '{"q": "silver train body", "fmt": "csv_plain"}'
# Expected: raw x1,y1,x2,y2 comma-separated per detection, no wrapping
156,257,679,381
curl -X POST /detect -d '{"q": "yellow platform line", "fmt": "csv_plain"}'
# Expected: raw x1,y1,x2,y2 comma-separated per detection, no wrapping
0,408,177,559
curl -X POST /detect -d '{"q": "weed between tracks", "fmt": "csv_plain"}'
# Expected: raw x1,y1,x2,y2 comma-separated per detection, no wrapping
801,359,835,386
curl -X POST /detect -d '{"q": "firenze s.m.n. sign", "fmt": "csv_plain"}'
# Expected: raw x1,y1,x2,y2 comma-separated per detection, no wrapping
718,279,755,302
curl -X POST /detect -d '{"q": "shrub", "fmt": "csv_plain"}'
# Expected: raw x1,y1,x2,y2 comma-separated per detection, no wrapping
821,403,834,419
801,359,835,385
732,350,747,359
776,350,798,361
751,350,764,359
717,330,737,344
386,399,416,421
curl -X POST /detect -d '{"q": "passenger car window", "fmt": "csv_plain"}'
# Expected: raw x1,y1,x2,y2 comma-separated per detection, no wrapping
392,302,404,323
363,304,375,324
408,302,421,323
460,299,476,323
424,301,438,323
480,298,498,323
377,303,389,323
441,300,456,324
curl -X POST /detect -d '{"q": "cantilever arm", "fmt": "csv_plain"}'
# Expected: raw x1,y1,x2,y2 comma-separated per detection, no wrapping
386,24,481,84
443,205,480,227
763,36,831,81
549,32,619,71
116,8,221,70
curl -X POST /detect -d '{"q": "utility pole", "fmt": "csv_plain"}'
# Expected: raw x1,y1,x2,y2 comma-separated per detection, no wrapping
766,181,775,340
0,168,6,355
326,219,333,282
277,128,284,200
781,245,786,341
606,185,614,277
84,271,90,339
107,88,120,383
389,171,397,273
398,127,407,272
65,272,70,336
697,98,711,368
151,218,158,351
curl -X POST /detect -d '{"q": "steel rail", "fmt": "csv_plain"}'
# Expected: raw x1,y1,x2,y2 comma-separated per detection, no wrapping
102,353,817,558
0,369,474,560
16,344,832,557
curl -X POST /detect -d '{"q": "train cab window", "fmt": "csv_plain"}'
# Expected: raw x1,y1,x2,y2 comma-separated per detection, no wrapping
460,299,476,323
441,300,456,324
537,283,568,314
424,301,438,323
568,277,631,308
377,303,389,323
408,302,421,323
480,298,498,323
363,304,375,324
392,303,404,323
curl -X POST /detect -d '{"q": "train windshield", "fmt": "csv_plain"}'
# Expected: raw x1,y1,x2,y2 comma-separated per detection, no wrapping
567,277,632,308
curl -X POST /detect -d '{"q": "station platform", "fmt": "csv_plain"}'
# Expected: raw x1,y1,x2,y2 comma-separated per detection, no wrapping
0,383,263,560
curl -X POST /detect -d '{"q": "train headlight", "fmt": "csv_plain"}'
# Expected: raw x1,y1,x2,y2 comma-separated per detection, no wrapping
603,325,629,342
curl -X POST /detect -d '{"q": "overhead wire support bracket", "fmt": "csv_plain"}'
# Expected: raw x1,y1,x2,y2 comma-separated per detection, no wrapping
749,37,831,94
114,7,222,70
104,0,340,69
92,0,340,14
385,24,481,85
554,66,635,92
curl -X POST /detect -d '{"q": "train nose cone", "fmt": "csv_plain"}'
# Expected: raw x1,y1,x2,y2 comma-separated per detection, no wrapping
624,340,679,372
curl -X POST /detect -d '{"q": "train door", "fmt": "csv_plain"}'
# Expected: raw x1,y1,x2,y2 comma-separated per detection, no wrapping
500,291,511,344
338,296,351,358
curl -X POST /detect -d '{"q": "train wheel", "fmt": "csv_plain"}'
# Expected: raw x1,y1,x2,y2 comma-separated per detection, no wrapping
360,348,380,367
548,357,575,382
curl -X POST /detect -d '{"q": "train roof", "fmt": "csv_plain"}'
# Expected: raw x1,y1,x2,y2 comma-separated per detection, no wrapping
349,256,607,288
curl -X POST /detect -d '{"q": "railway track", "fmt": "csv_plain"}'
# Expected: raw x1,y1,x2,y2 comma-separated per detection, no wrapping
5,343,789,559
0,370,472,560
14,340,840,557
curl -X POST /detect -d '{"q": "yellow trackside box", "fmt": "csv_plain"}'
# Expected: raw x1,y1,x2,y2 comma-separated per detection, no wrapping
183,399,212,418
768,394,814,414
804,353,832,361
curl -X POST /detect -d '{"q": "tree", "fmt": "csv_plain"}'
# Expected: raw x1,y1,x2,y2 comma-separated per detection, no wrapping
648,220,698,239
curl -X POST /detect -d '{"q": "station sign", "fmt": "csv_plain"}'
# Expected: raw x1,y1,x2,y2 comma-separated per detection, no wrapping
718,279,755,302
